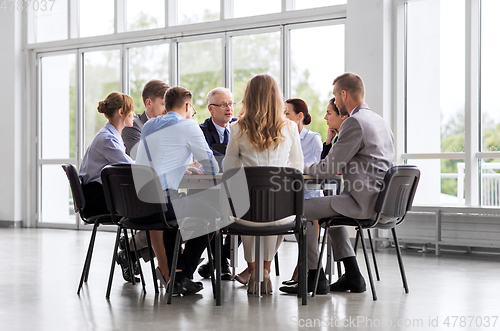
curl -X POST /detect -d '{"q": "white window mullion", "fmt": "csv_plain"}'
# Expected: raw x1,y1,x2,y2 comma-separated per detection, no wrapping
221,0,234,20
166,0,178,27
394,1,406,165
465,0,480,206
77,49,84,166
115,0,126,33
283,0,294,12
282,25,290,99
122,45,129,94
69,0,79,39
170,40,178,86
224,33,231,89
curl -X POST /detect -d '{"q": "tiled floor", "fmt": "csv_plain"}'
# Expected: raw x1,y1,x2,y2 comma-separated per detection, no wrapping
1,227,500,331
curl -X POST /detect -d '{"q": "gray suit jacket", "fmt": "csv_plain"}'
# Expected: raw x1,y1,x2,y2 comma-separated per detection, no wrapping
122,112,148,160
304,103,394,219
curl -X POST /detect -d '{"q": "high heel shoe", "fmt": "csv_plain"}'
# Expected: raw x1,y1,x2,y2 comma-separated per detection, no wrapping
247,269,257,294
247,270,273,294
156,267,169,288
262,270,273,294
235,268,251,285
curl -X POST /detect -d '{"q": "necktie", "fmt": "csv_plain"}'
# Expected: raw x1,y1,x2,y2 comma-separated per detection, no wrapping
223,128,229,144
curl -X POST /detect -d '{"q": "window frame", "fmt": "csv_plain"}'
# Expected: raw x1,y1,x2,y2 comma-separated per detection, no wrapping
398,0,500,208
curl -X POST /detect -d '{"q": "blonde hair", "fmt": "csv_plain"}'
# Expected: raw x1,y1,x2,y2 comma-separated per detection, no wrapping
237,74,285,151
97,92,134,120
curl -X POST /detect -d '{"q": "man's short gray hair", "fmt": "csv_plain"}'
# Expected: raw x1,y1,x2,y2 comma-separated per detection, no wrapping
206,87,232,106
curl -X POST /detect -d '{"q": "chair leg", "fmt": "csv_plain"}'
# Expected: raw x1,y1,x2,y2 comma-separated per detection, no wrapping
357,227,377,301
83,222,99,283
254,236,263,296
354,230,360,252
205,234,216,300
167,229,182,304
230,234,238,279
312,225,329,297
106,227,122,299
122,229,136,286
131,231,147,294
392,228,409,293
215,230,222,306
77,222,99,295
367,229,380,281
274,252,280,276
297,234,302,300
300,224,308,305
145,231,159,294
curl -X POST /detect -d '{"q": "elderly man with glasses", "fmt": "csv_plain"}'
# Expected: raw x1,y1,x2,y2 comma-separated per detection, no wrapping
199,87,238,169
197,87,239,281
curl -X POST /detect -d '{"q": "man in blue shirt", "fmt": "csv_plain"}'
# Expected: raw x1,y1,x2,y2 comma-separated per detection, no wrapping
136,86,220,295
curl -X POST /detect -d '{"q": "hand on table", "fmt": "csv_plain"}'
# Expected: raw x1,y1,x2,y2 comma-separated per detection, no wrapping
185,167,205,175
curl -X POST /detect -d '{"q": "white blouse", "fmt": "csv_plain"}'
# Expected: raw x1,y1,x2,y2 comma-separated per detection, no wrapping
223,120,304,171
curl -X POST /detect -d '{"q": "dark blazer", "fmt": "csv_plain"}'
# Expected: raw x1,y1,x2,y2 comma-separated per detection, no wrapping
199,117,237,169
122,112,148,160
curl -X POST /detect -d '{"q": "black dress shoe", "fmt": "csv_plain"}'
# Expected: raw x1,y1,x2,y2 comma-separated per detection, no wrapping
279,277,329,295
220,260,232,280
281,279,298,286
116,250,140,283
168,273,203,295
330,275,366,293
198,259,232,280
198,263,211,279
118,235,127,250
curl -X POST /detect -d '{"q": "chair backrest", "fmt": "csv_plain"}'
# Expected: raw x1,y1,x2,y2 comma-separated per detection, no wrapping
61,163,85,214
374,165,420,223
101,164,169,224
221,166,304,225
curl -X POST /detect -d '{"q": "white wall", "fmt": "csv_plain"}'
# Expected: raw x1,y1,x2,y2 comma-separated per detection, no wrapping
0,9,24,225
345,0,394,124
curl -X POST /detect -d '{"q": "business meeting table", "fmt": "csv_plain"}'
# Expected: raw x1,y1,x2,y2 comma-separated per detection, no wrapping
178,174,335,190
178,172,340,283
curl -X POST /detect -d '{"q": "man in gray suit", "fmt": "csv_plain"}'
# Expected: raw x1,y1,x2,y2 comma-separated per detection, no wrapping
280,73,395,295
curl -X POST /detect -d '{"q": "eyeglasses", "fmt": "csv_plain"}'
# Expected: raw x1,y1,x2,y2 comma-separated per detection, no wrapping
209,102,236,109
187,102,196,117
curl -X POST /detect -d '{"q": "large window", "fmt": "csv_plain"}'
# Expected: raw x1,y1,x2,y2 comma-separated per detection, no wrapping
233,0,281,18
289,23,345,141
28,0,67,43
33,2,346,227
83,49,122,149
177,0,219,24
126,0,166,31
38,53,77,225
178,37,223,122
128,43,170,114
231,30,280,104
481,0,500,152
80,0,115,38
403,0,500,207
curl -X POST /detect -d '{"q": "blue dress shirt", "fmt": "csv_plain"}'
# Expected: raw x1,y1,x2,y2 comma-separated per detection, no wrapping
79,122,134,185
211,118,231,144
300,128,324,199
136,111,219,190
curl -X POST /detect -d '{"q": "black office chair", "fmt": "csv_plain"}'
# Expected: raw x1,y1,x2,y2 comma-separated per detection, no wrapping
101,164,216,303
61,164,121,295
312,165,420,301
218,166,308,305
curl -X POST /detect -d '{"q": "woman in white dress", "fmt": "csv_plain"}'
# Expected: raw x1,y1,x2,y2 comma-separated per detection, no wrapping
223,74,304,294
